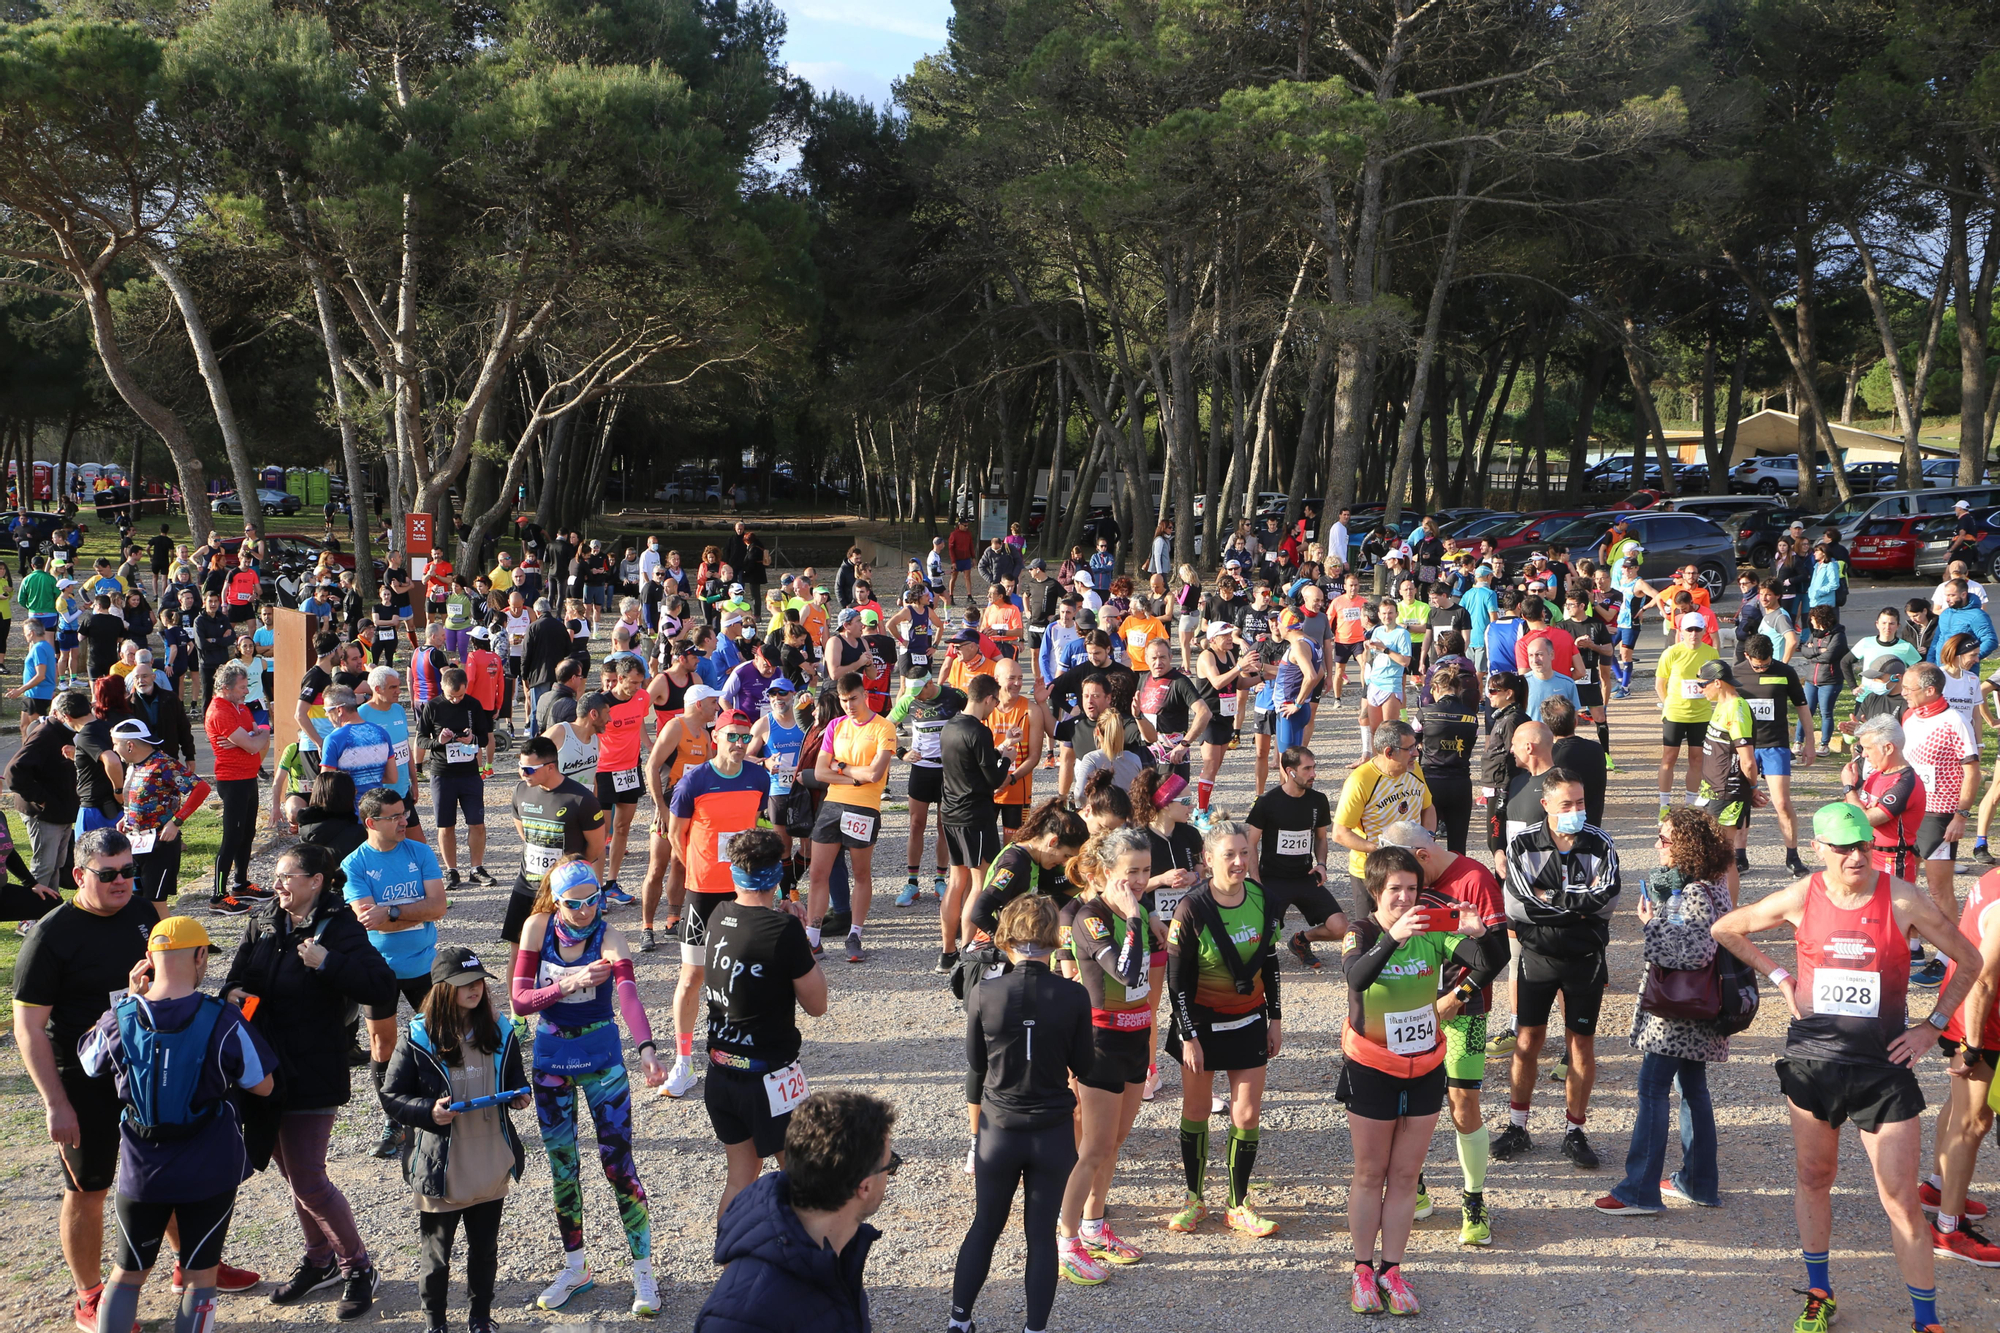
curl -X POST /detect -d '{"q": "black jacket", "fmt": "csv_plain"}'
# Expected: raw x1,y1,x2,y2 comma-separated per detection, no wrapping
193,610,235,664
129,684,196,762
939,712,1012,826
694,1171,880,1333
5,717,79,824
223,888,395,1110
298,807,367,882
522,614,572,688
963,959,1093,1129
378,1016,528,1200
1799,625,1850,688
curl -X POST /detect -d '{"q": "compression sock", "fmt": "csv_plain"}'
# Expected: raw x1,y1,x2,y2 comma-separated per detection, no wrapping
1197,779,1213,812
1456,1127,1490,1194
676,1032,693,1060
1225,1125,1260,1209
1178,1116,1210,1199
1509,1102,1529,1128
1802,1248,1830,1293
370,1059,387,1091
1596,720,1610,753
1909,1282,1937,1329
175,1285,217,1333
98,1282,140,1333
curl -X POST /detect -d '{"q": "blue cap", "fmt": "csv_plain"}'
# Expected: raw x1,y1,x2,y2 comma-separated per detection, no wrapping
549,861,600,898
767,677,797,694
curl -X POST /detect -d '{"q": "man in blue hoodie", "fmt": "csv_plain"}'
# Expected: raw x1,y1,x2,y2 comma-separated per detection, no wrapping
1928,578,1998,664
694,1089,896,1333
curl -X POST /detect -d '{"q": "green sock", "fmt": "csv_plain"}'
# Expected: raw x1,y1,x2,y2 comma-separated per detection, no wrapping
1178,1117,1209,1200
1225,1125,1260,1209
1456,1127,1489,1194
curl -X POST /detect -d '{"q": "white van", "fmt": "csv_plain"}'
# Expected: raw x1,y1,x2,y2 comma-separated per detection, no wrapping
1814,484,2000,541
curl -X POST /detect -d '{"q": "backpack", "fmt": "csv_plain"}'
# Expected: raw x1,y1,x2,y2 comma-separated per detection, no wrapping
113,992,227,1141
1713,948,1762,1037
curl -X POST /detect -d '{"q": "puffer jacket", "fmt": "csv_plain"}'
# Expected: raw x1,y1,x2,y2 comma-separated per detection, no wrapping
378,1014,527,1200
693,1171,878,1333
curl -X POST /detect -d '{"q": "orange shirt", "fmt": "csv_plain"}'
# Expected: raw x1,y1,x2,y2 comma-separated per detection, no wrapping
802,602,829,647
464,649,504,713
1121,614,1169,661
987,697,1034,805
1331,594,1372,644
983,603,1023,645
943,653,998,692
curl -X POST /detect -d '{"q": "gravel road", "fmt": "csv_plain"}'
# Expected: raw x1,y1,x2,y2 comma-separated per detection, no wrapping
3,632,1998,1333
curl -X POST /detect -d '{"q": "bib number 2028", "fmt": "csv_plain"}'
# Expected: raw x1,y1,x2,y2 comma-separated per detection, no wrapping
1813,967,1880,1019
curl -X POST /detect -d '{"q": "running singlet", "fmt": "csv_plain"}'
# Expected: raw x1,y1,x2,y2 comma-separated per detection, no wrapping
669,717,713,785
513,777,605,884
597,690,651,777
821,713,898,810
1858,767,1924,882
1167,881,1271,1016
1786,871,1910,1067
536,916,613,1028
761,717,805,796
1060,897,1152,1030
653,671,691,720
1944,869,2000,1048
987,697,1033,805
889,685,966,769
1340,917,1455,1077
669,761,771,893
553,722,600,784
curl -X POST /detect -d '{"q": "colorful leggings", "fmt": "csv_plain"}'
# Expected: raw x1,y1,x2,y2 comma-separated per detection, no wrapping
533,1062,651,1258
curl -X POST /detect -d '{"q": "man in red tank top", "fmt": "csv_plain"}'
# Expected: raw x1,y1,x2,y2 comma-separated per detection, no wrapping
1712,802,1981,1333
1929,865,2000,1263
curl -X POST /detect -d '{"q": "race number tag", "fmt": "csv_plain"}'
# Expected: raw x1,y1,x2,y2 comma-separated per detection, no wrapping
771,765,794,795
1220,695,1238,717
1813,967,1881,1019
763,1062,809,1116
1340,607,1367,623
377,629,396,642
909,653,929,667
915,725,944,761
838,808,876,842
127,829,158,855
1385,1005,1437,1056
1153,888,1187,919
717,828,746,862
392,740,411,766
524,843,561,877
445,741,479,764
1747,698,1776,721
612,768,641,792
1275,828,1312,857
1680,679,1705,699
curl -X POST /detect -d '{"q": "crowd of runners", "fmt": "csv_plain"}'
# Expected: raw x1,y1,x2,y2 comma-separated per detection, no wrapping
13,509,2000,1333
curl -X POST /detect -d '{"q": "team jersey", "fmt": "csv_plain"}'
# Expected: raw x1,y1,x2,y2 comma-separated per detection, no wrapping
1785,871,1910,1068
321,721,393,805
512,776,605,886
1735,663,1807,748
358,702,413,796
1657,641,1719,724
968,845,1073,940
1903,698,1975,814
1944,869,2000,1047
597,688,651,775
888,684,966,769
759,716,806,797
341,839,443,979
1857,767,1925,882
669,761,771,894
1166,881,1275,1018
1060,896,1152,1030
821,712,898,810
1135,668,1209,736
1340,917,1456,1077
1517,625,1578,678
987,697,1034,805
1697,694,1757,808
1332,762,1431,877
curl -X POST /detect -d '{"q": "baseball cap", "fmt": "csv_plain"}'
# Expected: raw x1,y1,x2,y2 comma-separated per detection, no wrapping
1957,500,1971,511
953,627,981,644
684,683,722,708
1028,558,1046,571
1860,658,1905,683
729,582,744,595
468,625,491,639
56,578,75,589
766,677,797,694
1697,658,1734,684
1679,612,1708,631
860,610,880,625
1812,802,1875,847
712,708,755,730
1205,621,1235,639
837,608,860,625
110,718,158,746
430,945,495,986
148,916,210,952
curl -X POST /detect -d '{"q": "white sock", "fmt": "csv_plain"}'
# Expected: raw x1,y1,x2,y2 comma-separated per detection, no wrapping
1080,1216,1105,1238
1359,724,1373,756
631,1255,654,1281
1657,789,1672,808
561,1250,586,1275
1928,1172,1944,1190
1509,1106,1528,1128
807,926,822,948
1939,1212,1961,1234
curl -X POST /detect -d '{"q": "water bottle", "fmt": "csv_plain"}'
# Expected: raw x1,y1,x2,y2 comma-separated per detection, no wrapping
1666,885,1685,926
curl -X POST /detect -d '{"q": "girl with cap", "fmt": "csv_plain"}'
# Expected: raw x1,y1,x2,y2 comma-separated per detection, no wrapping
510,856,664,1316
378,944,530,1333
1132,768,1202,1098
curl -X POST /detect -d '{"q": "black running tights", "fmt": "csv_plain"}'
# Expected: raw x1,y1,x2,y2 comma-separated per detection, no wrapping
950,1119,1077,1330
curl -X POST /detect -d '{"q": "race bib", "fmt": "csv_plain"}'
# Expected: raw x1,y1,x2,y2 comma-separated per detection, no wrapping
612,768,640,792
524,843,561,877
127,829,158,855
392,740,411,766
1340,607,1366,623
534,958,590,990
1680,679,1705,699
838,808,876,842
1220,695,1238,717
717,828,747,862
445,741,479,764
377,629,396,642
909,653,928,667
1385,1005,1437,1056
763,1062,809,1116
1127,630,1148,651
915,725,944,761
1153,888,1187,919
771,766,794,795
1747,698,1776,721
1813,967,1881,1019
1275,828,1312,857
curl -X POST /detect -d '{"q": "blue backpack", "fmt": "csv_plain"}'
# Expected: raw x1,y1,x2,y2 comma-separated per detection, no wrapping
114,993,226,1141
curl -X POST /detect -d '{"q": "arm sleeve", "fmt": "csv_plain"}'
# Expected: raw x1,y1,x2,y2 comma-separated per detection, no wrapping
1262,919,1283,1023
174,777,212,824
1341,924,1399,993
510,948,564,1014
611,958,654,1047
1455,931,1509,992
1166,905,1201,1037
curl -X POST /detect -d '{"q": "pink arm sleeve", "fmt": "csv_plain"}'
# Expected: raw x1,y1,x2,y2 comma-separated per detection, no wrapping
511,949,564,1015
612,959,654,1047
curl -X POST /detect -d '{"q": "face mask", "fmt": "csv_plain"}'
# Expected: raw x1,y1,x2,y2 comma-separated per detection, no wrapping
1553,810,1586,836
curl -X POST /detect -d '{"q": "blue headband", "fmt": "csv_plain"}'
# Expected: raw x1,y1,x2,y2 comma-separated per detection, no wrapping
549,861,600,898
730,862,784,893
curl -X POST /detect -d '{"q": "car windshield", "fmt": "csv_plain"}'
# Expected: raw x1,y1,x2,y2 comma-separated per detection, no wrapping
1819,495,1880,524
1535,516,1613,547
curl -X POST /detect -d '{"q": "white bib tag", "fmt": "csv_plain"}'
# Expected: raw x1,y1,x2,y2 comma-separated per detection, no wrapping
1220,695,1238,717
524,843,561,877
612,767,640,792
763,1062,809,1116
1153,888,1187,919
446,741,479,764
838,808,876,842
909,653,928,666
1681,679,1705,699
717,828,746,862
1385,1004,1437,1056
1275,828,1312,857
377,629,396,642
1747,698,1776,721
392,740,411,766
127,829,158,855
771,766,794,795
1340,607,1367,623
1813,967,1881,1019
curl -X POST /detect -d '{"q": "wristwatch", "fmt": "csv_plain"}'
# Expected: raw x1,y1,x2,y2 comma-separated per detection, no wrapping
388,904,402,923
1927,1009,1950,1032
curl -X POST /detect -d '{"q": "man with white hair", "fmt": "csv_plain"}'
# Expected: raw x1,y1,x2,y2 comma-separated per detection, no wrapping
360,666,423,845
319,685,400,816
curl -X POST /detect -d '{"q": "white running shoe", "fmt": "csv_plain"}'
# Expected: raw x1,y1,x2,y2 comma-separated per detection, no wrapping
964,1141,978,1175
662,1058,699,1099
630,1258,659,1318
536,1260,594,1311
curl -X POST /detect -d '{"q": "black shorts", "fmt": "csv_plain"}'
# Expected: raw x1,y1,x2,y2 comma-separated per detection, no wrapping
946,821,1003,868
1661,719,1705,747
680,889,733,962
1776,1056,1926,1131
1576,680,1604,708
907,764,943,805
57,1067,123,1193
114,1186,237,1273
1204,717,1237,747
1251,707,1276,738
1078,1026,1151,1094
770,786,814,835
1938,1038,2000,1074
811,800,882,850
1266,874,1343,929
1515,948,1607,1035
1166,1007,1268,1071
999,803,1024,831
1336,1058,1446,1121
595,771,643,807
501,888,536,944
1918,811,1956,862
1333,641,1361,664
704,1065,791,1157
366,973,433,1023
432,773,485,827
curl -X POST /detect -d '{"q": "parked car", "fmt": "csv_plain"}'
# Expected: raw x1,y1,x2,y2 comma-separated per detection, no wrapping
1448,511,1527,543
1850,514,1934,577
1582,455,1667,491
210,488,303,516
1842,461,1908,493
655,475,722,503
1535,510,1736,594
1667,495,1783,526
1675,463,1714,491
1915,510,2000,582
1811,483,2000,543
1732,507,1815,567
1728,453,1834,495
1494,509,1593,551
1434,509,1507,538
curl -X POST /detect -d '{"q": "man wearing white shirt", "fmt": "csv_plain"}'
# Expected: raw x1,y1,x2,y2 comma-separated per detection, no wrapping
1330,508,1352,569
638,535,662,584
1932,558,1986,611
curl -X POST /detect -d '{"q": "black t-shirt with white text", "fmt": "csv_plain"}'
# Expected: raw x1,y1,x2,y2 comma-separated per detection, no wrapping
1734,661,1808,749
702,903,816,1067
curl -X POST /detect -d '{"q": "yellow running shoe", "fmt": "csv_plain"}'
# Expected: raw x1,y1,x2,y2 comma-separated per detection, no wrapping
1166,1200,1208,1233
1792,1288,1836,1333
1225,1204,1278,1238
1058,1239,1108,1285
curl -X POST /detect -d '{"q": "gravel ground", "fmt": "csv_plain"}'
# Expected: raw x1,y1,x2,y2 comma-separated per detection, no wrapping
4,640,2000,1332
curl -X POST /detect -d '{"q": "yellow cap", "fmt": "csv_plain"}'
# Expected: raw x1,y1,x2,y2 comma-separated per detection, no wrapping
147,916,210,952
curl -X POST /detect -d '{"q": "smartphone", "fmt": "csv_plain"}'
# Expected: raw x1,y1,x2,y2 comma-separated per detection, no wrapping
1411,907,1460,934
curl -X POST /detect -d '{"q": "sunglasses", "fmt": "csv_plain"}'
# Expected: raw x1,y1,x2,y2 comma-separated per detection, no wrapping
719,730,756,744
873,1150,903,1179
1827,841,1874,858
518,762,546,777
85,864,138,880
556,892,602,911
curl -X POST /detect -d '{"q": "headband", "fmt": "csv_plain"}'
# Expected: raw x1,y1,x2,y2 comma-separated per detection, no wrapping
730,862,784,893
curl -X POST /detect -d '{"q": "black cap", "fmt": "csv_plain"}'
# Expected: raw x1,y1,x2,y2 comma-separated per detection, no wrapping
431,945,495,986
1697,658,1735,684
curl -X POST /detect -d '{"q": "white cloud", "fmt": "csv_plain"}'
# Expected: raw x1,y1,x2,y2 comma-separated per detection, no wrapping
789,0,948,42
789,60,897,110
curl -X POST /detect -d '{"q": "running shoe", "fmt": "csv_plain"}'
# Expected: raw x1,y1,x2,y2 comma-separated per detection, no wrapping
1287,931,1321,969
1933,1220,2000,1266
1658,805,1671,823
1791,1287,1836,1333
1190,808,1213,834
1484,1027,1517,1055
1412,1185,1433,1220
1976,842,1995,865
446,866,462,888
639,927,657,953
269,1258,341,1306
173,1262,260,1293
1141,1063,1160,1102
846,929,866,963
1489,1123,1532,1160
469,866,496,886
1325,696,1343,712
896,878,920,907
662,1058,699,1099
1734,849,1750,874
1919,1181,1989,1218
208,893,253,916
1459,1199,1492,1246
1604,753,1617,772
602,880,635,907
1560,1127,1600,1169
1349,1264,1383,1315
1224,1204,1278,1237
932,873,949,901
535,1263,595,1310
1785,852,1809,877
935,950,959,975
630,1259,659,1317
1081,1222,1142,1265
1375,1265,1420,1316
1211,1093,1228,1116
1551,1061,1569,1083
239,883,273,899
371,1120,403,1159
1058,1239,1109,1285
1660,1175,1718,1206
335,1266,378,1321
73,1284,140,1333
1912,957,1948,989
1166,1200,1208,1233
1593,1194,1662,1215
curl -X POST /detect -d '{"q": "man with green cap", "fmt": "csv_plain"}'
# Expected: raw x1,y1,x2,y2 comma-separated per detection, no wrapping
1712,802,1982,1333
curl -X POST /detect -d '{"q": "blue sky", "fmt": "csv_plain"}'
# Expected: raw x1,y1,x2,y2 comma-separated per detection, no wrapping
777,0,951,109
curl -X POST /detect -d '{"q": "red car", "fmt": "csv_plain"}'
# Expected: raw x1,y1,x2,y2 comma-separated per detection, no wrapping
1850,514,1929,576
1493,509,1593,552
